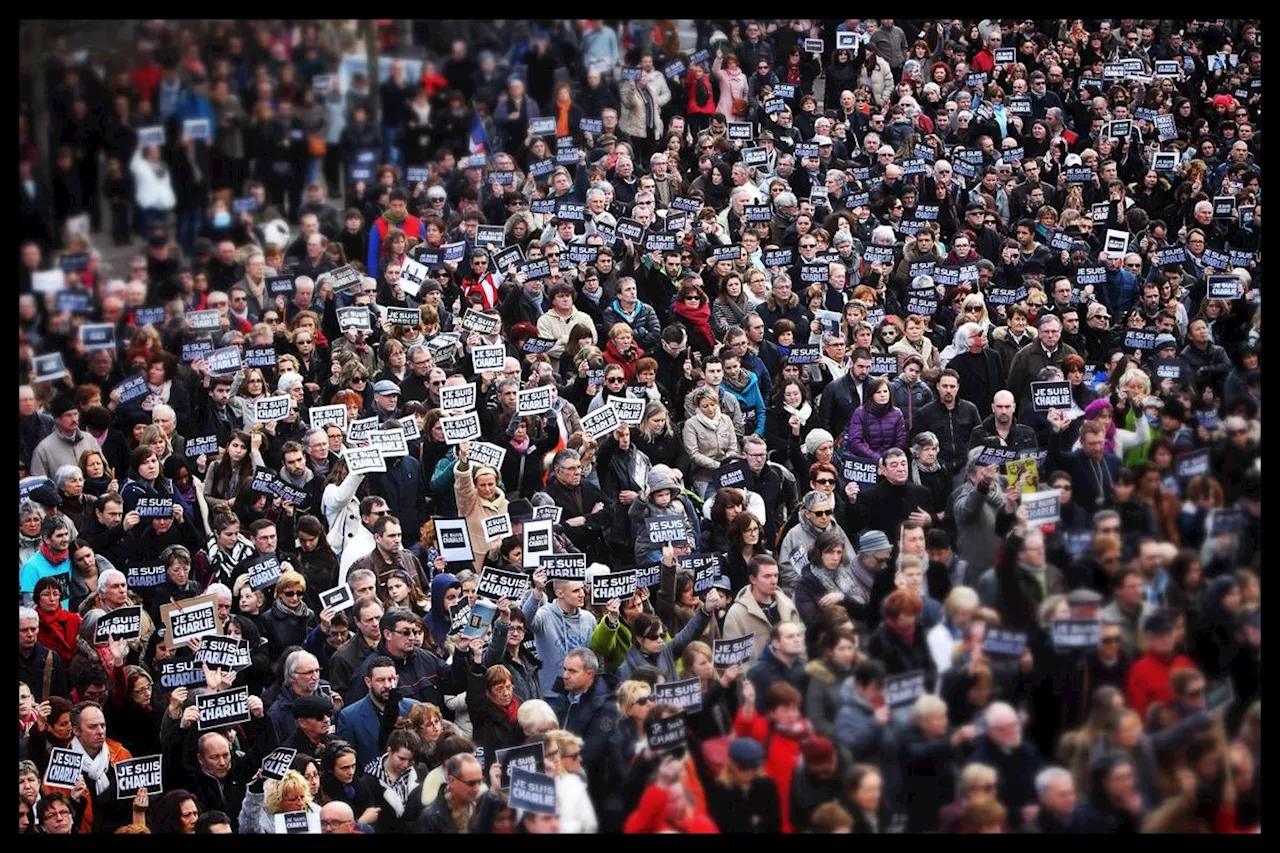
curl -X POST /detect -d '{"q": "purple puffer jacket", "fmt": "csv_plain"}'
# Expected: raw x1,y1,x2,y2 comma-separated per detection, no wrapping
844,402,908,460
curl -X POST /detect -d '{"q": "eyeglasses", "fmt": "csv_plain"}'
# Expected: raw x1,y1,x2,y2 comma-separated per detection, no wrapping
1100,636,1122,645
814,478,836,485
394,628,425,638
562,751,581,760
321,819,354,828
455,776,484,787
634,696,653,706
280,589,303,598
683,296,702,302
606,376,625,383
351,376,368,383
809,508,834,517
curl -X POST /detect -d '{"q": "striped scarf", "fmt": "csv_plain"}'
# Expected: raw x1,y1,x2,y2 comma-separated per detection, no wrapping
364,754,418,817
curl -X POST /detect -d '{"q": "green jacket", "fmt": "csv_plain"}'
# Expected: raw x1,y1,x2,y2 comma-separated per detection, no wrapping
590,615,635,673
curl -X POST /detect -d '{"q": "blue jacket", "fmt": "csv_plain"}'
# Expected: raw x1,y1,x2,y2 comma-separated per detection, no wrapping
832,682,902,802
1102,267,1141,314
335,695,417,768
19,549,70,608
724,370,767,436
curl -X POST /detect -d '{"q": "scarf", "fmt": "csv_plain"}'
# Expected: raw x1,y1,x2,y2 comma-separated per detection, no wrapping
273,595,312,620
556,101,572,138
40,542,69,565
71,737,112,795
717,291,749,326
365,755,418,817
783,402,812,427
673,299,716,349
582,286,604,305
694,410,721,432
910,458,941,486
773,716,813,741
723,369,750,394
509,435,531,454
610,298,640,324
811,556,862,602
382,206,407,226
498,695,521,725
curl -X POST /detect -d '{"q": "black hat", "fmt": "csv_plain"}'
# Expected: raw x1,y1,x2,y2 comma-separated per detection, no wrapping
29,482,62,508
50,395,77,418
508,499,535,523
1142,611,1175,636
293,694,335,719
1161,398,1186,421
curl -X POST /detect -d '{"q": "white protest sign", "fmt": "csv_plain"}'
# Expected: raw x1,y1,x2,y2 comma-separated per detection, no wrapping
308,405,348,432
368,428,409,458
522,520,555,568
344,446,386,475
441,412,482,444
440,384,477,413
435,518,474,563
471,344,507,371
580,404,620,439
517,386,554,416
483,513,513,543
252,395,293,424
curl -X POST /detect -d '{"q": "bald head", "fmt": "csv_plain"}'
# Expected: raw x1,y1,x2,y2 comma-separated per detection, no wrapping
320,801,355,833
992,391,1015,424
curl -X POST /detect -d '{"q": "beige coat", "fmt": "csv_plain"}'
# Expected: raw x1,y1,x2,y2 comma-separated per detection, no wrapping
453,460,509,571
722,584,802,661
681,413,740,485
536,308,598,369
619,71,672,141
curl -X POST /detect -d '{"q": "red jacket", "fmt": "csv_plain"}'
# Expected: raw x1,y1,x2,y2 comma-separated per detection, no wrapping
1126,651,1195,719
686,73,716,116
37,606,81,665
733,709,805,833
625,783,720,834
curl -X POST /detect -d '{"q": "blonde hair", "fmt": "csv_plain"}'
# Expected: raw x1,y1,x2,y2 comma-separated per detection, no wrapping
617,679,653,715
264,769,313,814
274,570,307,597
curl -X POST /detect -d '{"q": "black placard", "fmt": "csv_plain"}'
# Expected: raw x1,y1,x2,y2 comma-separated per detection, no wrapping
94,606,143,642
114,754,164,799
982,628,1027,657
246,553,283,591
508,767,558,815
494,741,545,787
1031,381,1073,412
476,568,529,602
645,516,689,545
652,677,703,713
196,635,250,671
841,456,879,485
135,496,175,518
1051,619,1101,650
590,570,638,605
44,748,84,789
260,747,298,781
539,552,587,581
196,686,251,731
713,634,756,667
884,670,926,709
645,713,688,753
679,554,722,594
1175,449,1211,480
157,657,205,689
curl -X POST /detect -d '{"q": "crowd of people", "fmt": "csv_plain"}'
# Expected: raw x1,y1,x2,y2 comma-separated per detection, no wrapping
18,17,1261,835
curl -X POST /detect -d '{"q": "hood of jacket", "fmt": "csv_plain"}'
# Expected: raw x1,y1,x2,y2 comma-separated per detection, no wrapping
426,573,461,643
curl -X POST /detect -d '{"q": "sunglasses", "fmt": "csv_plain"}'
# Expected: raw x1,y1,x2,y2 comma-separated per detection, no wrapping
809,508,833,517
280,589,302,598
634,696,653,706
814,478,836,485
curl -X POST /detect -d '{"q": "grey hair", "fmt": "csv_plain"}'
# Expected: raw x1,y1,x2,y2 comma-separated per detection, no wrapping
565,646,599,675
19,500,41,521
496,377,520,395
552,448,581,471
742,434,767,453
206,582,233,601
801,489,831,511
825,170,847,185
285,650,320,684
585,187,606,203
1036,313,1062,330
912,693,947,723
882,447,908,466
303,427,328,446
911,275,935,290
773,191,798,209
1037,366,1065,381
19,607,38,624
98,568,126,589
1036,766,1074,798
346,568,376,590
152,404,176,423
407,344,429,361
53,465,84,488
730,187,756,207
871,225,896,246
966,445,988,475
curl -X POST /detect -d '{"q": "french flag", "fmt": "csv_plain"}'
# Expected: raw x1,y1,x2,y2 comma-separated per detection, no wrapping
469,111,489,157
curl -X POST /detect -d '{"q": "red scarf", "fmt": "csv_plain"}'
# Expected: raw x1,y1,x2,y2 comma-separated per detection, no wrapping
39,542,68,566
673,299,716,349
499,695,521,725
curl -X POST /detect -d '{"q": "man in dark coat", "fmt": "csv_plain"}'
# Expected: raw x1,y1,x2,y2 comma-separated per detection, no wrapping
550,648,620,825
946,324,1007,413
817,349,872,436
544,448,612,560
968,390,1040,452
964,702,1045,817
846,447,936,539
912,369,983,478
348,609,467,709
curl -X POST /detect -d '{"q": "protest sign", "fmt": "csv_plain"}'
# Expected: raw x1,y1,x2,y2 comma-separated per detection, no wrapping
252,395,292,424
157,658,205,690
679,554,722,594
539,552,587,581
318,584,355,613
126,562,168,589
435,519,474,563
517,386,554,416
841,456,879,485
580,404,621,439
1175,449,1211,480
196,635,250,671
246,553,283,591
368,429,409,458
645,714,688,754
134,496,174,518
467,441,507,471
713,635,757,668
470,343,507,372
508,767,558,815
590,570,638,605
440,412,482,444
885,671,927,709
476,568,529,602
114,755,164,799
522,520,555,568
645,516,689,545
307,405,348,432
495,741,545,787
653,677,703,713
532,505,562,523
1022,490,1061,525
93,606,143,643
206,346,242,376
343,446,386,475
635,561,663,589
43,748,83,789
1052,619,1101,650
612,397,645,425
483,513,513,543
274,810,319,834
260,747,298,781
161,593,222,650
1031,380,1073,412
32,352,66,384
196,686,251,731
983,629,1028,658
